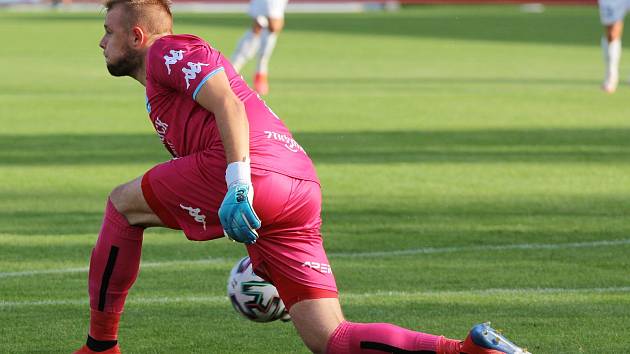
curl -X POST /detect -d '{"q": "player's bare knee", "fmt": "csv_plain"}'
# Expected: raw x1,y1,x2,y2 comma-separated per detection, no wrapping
109,179,162,227
299,336,328,354
109,180,149,226
268,19,284,33
253,19,265,33
290,301,343,354
109,183,135,220
268,25,282,33
291,319,331,353
606,22,623,41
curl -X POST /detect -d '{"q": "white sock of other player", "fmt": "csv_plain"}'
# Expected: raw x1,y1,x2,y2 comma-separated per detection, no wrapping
231,30,262,73
602,36,621,91
256,29,278,75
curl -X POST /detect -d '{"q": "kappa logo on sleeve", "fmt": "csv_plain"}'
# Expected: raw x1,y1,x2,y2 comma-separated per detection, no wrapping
182,62,210,89
163,49,185,75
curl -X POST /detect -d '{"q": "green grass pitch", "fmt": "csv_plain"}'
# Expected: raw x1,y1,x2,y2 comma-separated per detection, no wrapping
1,4,630,353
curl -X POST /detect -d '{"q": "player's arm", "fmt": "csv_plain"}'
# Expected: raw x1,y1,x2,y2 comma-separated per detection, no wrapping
195,70,248,164
194,70,261,244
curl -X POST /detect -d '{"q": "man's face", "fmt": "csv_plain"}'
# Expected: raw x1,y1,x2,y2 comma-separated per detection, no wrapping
99,5,142,77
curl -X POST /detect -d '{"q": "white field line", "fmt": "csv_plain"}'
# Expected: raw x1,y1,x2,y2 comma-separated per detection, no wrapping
2,287,630,308
1,239,630,279
330,238,630,258
0,258,232,279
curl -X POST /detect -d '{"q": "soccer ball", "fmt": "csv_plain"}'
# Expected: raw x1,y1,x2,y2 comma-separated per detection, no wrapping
227,256,290,323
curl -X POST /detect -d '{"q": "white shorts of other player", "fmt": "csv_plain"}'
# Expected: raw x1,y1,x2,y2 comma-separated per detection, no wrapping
249,0,289,20
599,0,630,25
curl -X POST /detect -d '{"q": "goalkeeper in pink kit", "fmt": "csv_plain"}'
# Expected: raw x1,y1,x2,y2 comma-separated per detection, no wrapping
74,0,531,353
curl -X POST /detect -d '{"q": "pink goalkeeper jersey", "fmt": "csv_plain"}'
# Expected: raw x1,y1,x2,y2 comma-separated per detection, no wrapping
145,34,318,183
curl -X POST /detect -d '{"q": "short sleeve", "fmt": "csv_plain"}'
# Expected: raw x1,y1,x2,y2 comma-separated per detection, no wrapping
148,36,225,100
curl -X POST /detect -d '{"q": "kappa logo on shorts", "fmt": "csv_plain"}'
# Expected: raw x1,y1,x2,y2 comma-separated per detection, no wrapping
163,49,185,75
302,261,332,274
179,204,207,230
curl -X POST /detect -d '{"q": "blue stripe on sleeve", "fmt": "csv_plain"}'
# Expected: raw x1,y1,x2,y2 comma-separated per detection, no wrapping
192,67,225,100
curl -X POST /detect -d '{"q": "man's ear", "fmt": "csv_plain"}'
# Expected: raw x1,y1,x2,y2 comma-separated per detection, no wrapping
130,26,147,48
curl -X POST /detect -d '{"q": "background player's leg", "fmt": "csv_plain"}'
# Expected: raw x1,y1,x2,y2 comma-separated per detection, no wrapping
231,21,264,73
256,26,278,74
77,177,164,353
254,17,284,95
289,298,462,354
602,21,623,93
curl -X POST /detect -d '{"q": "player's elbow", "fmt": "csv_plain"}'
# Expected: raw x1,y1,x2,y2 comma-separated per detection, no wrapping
219,95,246,121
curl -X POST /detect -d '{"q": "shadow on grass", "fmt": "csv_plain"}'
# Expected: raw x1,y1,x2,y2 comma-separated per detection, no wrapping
2,129,630,166
3,193,630,236
273,76,599,87
3,128,630,236
300,129,630,164
0,211,104,236
0,134,167,165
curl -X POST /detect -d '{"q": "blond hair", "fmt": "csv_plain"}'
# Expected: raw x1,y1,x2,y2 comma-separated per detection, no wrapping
104,0,173,34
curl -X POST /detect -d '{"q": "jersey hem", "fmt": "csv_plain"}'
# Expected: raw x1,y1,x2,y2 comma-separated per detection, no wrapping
251,162,320,185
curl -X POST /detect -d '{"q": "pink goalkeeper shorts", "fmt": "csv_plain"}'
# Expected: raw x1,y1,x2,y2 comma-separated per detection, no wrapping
141,151,338,307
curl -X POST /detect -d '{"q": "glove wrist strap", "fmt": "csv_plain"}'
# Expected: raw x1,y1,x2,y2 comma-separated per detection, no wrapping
226,158,251,187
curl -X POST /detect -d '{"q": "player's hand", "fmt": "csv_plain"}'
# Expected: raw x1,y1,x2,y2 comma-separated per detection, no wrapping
219,183,261,244
218,160,261,244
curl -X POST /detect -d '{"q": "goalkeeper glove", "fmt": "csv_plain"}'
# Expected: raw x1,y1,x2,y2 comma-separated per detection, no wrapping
218,159,261,244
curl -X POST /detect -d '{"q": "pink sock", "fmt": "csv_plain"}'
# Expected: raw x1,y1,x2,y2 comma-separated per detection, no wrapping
326,321,461,354
88,199,144,340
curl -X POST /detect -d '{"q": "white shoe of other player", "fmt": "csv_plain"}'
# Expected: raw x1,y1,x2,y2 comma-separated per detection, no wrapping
602,75,618,93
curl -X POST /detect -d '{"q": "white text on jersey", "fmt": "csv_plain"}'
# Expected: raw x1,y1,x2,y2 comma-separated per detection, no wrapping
302,261,333,274
263,131,306,153
154,117,179,157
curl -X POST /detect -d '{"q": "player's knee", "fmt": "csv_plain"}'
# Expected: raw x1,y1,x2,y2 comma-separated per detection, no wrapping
301,336,328,354
109,180,162,227
290,300,343,354
253,17,267,31
268,19,284,33
606,22,623,41
291,315,334,353
108,183,136,221
299,321,341,354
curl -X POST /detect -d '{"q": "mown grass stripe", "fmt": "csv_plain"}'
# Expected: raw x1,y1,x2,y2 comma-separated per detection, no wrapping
330,239,630,258
1,239,629,279
2,287,630,308
0,258,231,278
